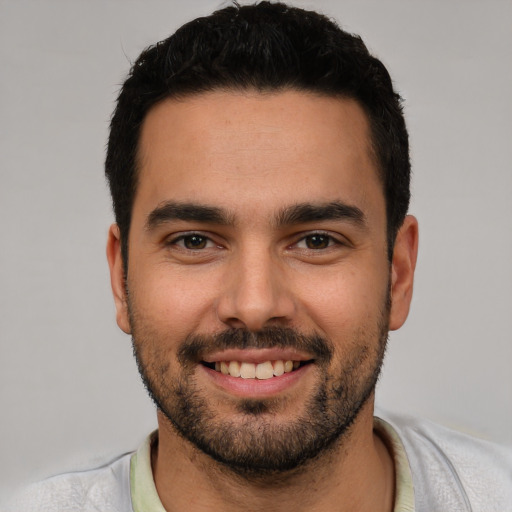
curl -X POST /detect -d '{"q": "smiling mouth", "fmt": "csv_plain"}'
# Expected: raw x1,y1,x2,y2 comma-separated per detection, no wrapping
201,359,313,379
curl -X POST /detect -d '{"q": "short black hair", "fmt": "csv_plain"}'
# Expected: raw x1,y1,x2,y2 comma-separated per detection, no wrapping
105,1,410,267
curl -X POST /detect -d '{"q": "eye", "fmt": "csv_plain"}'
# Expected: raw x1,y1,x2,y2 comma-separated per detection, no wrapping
296,233,337,250
171,234,215,250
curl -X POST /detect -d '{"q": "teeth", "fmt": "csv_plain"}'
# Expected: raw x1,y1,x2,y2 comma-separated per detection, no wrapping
228,360,241,377
213,360,302,379
273,360,284,376
240,362,256,379
255,361,274,380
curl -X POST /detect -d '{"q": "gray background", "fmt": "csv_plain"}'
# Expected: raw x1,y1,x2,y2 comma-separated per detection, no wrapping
1,0,511,500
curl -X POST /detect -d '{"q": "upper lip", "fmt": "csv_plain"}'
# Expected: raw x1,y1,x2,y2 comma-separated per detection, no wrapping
202,348,314,364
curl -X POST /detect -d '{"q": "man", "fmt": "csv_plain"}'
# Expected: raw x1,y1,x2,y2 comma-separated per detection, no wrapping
8,2,511,511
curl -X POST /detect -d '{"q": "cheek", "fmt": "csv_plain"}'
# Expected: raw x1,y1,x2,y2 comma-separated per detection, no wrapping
296,264,389,334
129,266,220,339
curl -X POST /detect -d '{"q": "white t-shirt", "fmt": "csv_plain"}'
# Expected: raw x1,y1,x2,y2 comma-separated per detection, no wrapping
5,412,512,511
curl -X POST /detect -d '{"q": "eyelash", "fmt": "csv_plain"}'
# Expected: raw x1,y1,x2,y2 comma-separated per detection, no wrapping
294,232,341,250
166,233,217,251
166,231,343,252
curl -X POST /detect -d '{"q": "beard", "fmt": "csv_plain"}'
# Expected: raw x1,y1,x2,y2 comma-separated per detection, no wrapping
129,297,390,478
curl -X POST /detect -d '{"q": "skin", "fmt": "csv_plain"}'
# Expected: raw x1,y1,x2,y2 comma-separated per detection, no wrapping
107,90,418,511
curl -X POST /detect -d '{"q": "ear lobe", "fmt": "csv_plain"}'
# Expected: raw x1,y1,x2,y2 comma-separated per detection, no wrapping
389,215,419,331
106,224,131,334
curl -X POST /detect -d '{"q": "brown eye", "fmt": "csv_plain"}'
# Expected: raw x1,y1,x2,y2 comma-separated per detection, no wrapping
304,234,331,249
182,235,208,249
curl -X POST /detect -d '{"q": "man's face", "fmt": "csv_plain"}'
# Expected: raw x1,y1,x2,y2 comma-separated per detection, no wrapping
109,90,412,474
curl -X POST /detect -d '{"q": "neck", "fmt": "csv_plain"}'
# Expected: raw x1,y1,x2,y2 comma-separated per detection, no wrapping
152,401,395,512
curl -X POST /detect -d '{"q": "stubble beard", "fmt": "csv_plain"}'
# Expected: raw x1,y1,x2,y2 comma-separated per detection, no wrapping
129,298,390,478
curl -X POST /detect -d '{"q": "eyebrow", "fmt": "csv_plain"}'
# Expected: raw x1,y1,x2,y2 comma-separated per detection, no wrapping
146,201,234,230
145,200,366,231
275,201,366,227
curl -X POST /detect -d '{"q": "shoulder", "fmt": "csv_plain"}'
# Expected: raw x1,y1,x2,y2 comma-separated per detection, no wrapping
3,452,133,512
377,410,512,512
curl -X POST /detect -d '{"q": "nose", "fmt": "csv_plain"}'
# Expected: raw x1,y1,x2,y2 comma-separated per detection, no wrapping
216,245,296,331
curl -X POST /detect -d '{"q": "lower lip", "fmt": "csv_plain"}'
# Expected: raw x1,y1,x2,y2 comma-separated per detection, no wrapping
200,364,312,398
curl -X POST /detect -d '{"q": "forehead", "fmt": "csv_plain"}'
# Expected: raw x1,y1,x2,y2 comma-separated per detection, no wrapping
134,90,384,225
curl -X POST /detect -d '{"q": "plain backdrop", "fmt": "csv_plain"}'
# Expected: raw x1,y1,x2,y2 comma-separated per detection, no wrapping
1,0,511,501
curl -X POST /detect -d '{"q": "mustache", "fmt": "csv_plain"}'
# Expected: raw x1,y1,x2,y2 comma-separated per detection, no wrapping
178,326,333,365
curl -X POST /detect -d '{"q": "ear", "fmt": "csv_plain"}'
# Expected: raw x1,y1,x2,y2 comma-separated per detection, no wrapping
389,215,419,331
106,224,131,334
